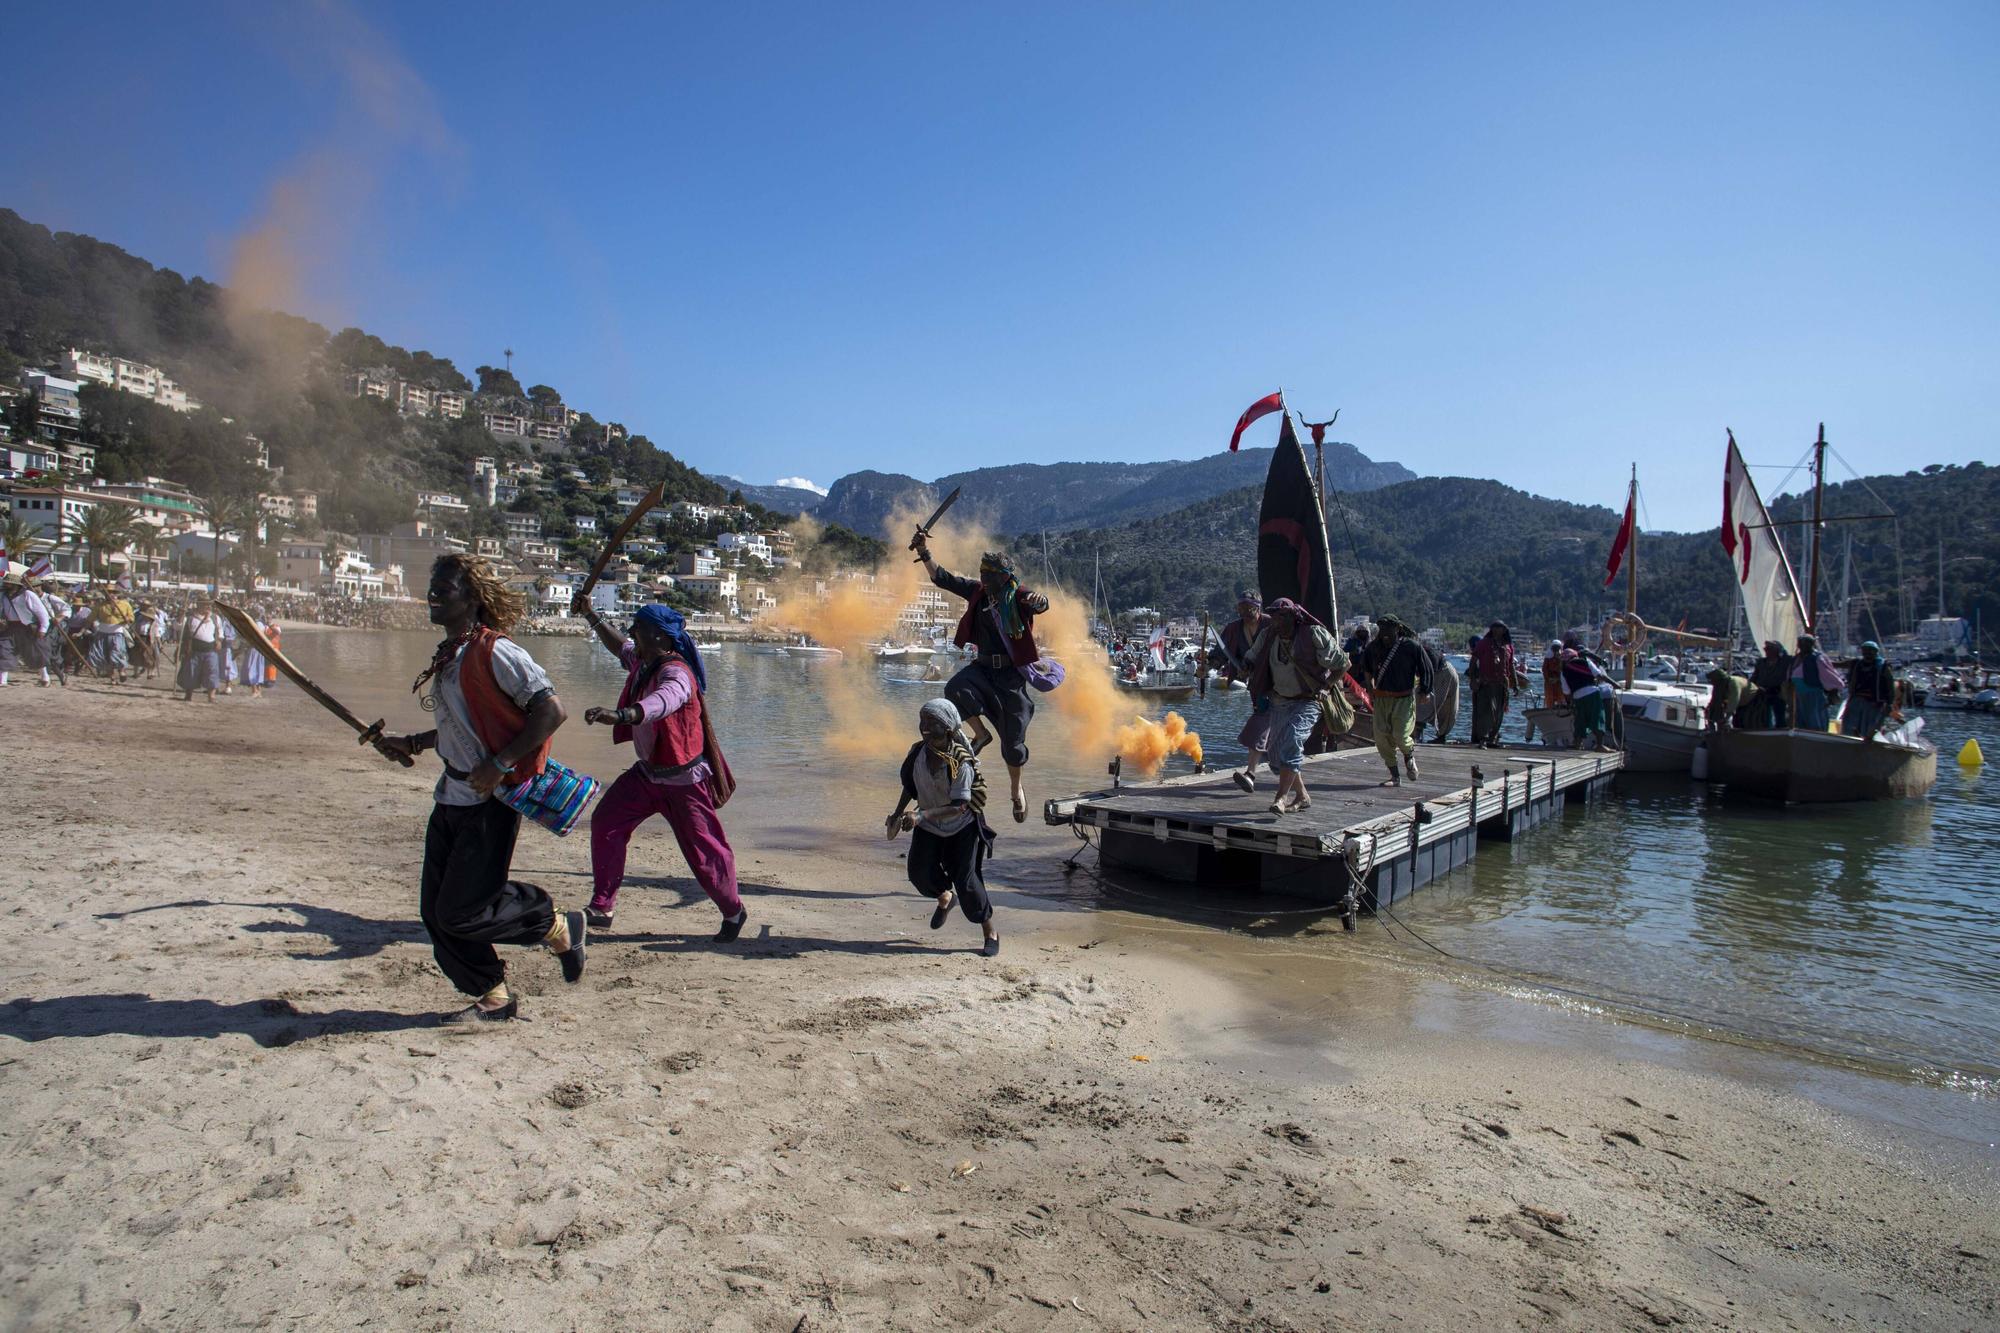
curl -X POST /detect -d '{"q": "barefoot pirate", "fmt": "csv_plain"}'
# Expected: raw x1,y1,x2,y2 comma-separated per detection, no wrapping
576,598,744,941
913,539,1051,824
372,555,588,1024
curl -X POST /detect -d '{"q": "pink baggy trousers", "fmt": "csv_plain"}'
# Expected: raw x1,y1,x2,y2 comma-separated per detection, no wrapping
588,764,741,918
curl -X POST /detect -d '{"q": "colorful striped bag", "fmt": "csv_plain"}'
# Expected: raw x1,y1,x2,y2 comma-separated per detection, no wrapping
497,759,601,837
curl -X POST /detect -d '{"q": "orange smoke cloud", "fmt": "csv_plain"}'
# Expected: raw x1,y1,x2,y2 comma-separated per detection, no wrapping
1114,711,1204,778
759,499,996,762
222,2,463,352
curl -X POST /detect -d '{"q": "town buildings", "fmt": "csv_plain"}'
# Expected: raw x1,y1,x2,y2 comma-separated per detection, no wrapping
60,349,199,413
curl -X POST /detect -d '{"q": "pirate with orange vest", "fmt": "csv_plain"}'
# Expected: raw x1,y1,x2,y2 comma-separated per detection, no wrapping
375,554,587,1025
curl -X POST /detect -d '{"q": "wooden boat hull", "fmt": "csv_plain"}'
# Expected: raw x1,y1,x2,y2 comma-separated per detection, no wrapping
1708,729,1937,803
1117,683,1195,700
1620,715,1701,774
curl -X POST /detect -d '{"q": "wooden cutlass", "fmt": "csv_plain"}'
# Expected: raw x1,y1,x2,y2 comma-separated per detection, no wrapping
213,601,413,766
579,480,668,602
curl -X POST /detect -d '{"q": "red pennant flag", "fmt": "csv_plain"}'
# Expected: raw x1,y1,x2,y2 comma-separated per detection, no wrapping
1228,391,1284,452
1604,487,1635,587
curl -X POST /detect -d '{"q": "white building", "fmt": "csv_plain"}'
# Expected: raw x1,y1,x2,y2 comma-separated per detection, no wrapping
468,456,499,505
435,390,467,420
417,491,469,516
61,350,197,413
717,531,772,563
501,512,541,542
669,501,717,524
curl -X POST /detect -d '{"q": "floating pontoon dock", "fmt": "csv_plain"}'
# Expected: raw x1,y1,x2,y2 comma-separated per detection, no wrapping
1045,742,1623,928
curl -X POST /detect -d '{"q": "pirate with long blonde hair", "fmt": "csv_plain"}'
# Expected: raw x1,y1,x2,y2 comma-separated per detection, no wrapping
374,554,588,1024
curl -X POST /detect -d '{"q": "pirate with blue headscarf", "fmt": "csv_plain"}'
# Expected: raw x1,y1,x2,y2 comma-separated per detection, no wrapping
911,538,1052,824
576,596,744,939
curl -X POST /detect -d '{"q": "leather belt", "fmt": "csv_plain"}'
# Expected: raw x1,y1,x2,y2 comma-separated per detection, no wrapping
978,654,1013,669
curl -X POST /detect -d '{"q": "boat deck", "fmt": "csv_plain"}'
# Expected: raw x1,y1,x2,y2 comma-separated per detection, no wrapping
1045,742,1623,924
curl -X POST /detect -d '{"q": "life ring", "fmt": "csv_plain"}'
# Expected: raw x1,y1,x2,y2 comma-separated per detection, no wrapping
1600,612,1648,659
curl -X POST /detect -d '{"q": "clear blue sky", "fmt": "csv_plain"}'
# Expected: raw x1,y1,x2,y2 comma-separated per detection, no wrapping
7,1,1995,529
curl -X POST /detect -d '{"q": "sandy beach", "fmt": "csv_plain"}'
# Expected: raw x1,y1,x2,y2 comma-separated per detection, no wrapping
2,677,1994,1331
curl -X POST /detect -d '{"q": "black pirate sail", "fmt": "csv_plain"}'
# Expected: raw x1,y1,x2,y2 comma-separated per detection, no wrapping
1256,412,1338,629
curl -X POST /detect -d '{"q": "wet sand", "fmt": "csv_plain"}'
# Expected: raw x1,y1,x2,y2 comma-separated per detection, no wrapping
2,677,1995,1330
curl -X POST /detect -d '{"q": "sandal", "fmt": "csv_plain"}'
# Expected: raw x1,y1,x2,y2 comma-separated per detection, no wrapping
1012,792,1027,824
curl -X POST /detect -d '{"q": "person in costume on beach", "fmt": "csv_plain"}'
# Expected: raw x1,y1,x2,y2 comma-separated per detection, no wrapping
1559,636,1617,750
1366,615,1434,785
90,586,135,684
575,596,745,941
179,601,225,703
886,698,1000,957
1748,641,1792,730
1703,667,1758,732
913,540,1049,824
1244,597,1345,812
1468,621,1528,748
1416,636,1460,743
1837,642,1897,741
1201,591,1273,792
132,600,162,679
1542,637,1566,709
372,554,586,1025
1786,633,1845,732
1,567,53,688
238,609,276,699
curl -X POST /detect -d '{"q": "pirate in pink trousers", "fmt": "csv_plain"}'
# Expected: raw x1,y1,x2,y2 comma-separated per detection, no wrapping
575,598,745,942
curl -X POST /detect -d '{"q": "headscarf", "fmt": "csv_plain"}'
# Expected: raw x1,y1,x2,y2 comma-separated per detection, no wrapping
634,603,707,693
979,552,1026,639
1235,590,1262,609
919,697,967,780
1267,597,1325,630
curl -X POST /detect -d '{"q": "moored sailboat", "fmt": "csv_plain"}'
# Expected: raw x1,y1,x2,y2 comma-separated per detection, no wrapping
1706,427,1936,802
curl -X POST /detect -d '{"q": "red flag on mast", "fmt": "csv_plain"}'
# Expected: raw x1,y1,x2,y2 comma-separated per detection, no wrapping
1603,485,1635,588
1228,391,1284,452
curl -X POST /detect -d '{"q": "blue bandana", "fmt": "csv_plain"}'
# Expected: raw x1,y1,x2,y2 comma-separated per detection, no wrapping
633,604,706,693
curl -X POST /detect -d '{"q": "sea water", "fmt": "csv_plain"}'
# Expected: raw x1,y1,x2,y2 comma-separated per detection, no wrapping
290,630,2000,1105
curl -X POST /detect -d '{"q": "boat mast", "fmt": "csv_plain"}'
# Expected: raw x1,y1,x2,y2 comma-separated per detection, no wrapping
1806,423,1827,632
1937,536,1946,619
1623,464,1638,689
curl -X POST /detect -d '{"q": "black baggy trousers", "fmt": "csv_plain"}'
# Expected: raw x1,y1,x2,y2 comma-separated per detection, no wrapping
906,824,993,924
420,800,557,996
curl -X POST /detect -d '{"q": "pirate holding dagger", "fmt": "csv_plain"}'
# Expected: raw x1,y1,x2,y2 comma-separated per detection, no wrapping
910,490,1051,824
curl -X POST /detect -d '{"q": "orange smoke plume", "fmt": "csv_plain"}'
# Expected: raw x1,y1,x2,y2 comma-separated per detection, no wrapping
1114,711,1205,777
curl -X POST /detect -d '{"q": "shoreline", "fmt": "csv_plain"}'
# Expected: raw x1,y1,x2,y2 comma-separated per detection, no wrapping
1,677,1994,1328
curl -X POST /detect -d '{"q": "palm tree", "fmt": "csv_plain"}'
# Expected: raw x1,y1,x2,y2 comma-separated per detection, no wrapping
128,528,170,590
69,505,138,582
196,494,258,596
1,514,38,568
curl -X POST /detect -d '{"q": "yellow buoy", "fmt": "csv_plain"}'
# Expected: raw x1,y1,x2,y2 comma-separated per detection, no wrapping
1960,738,1985,768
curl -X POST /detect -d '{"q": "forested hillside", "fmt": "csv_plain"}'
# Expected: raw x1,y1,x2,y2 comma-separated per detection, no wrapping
0,209,733,532
1031,462,1998,645
810,444,1415,539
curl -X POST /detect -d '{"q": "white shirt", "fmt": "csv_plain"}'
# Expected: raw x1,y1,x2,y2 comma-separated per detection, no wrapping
189,613,221,645
427,636,555,806
3,588,50,633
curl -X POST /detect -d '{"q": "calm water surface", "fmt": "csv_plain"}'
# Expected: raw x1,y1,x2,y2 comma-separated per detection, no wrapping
292,630,2000,1101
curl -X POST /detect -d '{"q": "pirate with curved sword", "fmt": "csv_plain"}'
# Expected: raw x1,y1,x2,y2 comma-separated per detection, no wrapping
907,488,1053,824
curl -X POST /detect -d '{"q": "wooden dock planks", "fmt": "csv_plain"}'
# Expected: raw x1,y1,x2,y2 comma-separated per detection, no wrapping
1044,742,1624,917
